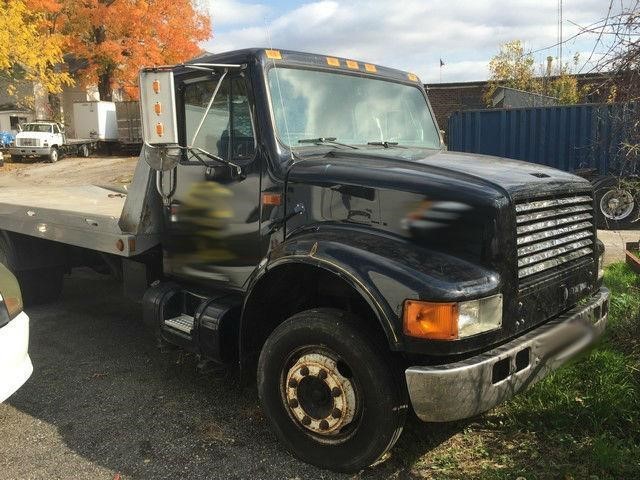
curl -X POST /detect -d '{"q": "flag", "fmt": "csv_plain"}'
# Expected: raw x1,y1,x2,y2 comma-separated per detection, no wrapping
440,58,445,67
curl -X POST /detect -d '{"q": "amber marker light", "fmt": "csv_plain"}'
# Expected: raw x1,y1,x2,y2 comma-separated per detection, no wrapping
346,60,359,69
266,49,282,60
407,72,419,82
403,300,458,340
155,123,164,136
262,193,282,206
326,57,340,67
364,63,377,73
152,79,161,93
154,102,162,115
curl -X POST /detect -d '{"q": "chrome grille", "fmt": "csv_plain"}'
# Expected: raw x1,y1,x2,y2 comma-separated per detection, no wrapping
17,137,40,147
516,195,594,279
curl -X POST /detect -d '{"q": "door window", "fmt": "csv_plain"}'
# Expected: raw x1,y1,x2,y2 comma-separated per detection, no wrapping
183,76,255,162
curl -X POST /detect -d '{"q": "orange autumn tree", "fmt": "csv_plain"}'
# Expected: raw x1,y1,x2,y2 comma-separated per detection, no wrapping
30,0,211,100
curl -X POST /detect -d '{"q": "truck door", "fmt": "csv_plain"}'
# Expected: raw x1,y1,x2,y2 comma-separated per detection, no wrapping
165,74,261,288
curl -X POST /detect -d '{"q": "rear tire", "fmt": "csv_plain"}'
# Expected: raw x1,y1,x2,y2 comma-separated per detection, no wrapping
11,154,22,163
79,144,90,157
16,267,64,305
0,235,64,306
257,308,407,472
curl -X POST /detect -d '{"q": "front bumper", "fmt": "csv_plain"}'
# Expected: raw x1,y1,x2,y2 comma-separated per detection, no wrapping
405,287,609,422
10,146,50,156
0,311,33,403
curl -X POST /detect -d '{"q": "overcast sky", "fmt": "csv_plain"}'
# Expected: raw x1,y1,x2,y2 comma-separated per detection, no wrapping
200,0,626,83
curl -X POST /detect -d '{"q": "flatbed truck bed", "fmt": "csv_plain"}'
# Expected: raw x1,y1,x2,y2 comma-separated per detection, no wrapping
0,160,160,257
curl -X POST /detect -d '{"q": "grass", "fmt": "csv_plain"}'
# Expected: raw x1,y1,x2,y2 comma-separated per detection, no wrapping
393,263,640,480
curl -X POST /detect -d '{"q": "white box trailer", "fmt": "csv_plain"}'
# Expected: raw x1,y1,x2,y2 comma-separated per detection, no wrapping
72,101,118,141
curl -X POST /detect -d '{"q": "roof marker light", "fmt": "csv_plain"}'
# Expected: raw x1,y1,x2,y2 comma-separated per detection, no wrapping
346,60,359,69
407,73,419,82
155,123,164,136
266,49,282,60
152,79,160,94
326,57,340,67
154,102,162,115
364,63,377,73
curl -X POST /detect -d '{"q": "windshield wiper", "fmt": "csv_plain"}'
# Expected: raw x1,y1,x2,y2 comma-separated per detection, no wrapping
298,137,359,149
366,141,406,148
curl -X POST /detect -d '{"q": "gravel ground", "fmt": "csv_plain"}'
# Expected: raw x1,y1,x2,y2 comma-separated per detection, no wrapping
0,270,440,480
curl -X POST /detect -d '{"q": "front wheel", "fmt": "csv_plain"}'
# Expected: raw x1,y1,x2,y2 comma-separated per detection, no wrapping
48,146,59,163
257,309,407,472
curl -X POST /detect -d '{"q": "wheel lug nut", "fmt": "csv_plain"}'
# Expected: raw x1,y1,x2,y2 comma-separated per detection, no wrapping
317,369,327,380
331,408,342,418
331,387,341,397
288,378,298,388
319,420,329,430
301,416,311,426
300,366,309,376
288,398,299,408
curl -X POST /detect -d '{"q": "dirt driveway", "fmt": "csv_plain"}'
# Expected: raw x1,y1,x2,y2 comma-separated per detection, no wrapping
0,155,137,188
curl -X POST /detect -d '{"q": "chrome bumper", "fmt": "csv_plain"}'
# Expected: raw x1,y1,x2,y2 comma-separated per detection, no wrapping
405,287,609,422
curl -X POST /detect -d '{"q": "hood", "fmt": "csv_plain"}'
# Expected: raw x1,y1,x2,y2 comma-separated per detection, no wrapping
287,148,591,202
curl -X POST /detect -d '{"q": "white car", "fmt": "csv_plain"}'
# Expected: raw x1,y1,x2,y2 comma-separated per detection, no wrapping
0,263,32,402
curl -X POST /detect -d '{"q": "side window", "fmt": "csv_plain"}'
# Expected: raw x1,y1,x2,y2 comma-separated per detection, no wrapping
183,76,254,162
53,124,60,134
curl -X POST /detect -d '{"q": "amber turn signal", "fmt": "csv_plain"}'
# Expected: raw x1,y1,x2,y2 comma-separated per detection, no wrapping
403,300,458,340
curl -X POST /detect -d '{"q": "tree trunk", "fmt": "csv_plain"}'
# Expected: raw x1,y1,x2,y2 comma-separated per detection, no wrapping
98,72,112,101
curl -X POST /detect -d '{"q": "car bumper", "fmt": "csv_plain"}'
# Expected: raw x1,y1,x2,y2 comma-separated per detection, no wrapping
10,146,49,156
0,311,33,403
405,287,609,422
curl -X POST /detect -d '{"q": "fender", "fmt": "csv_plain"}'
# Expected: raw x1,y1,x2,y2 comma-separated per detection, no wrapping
242,223,501,353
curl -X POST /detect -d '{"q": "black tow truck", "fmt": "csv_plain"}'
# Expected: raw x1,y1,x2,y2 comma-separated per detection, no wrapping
0,48,609,472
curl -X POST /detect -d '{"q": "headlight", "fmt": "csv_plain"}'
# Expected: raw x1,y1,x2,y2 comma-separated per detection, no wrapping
403,294,503,340
0,263,23,327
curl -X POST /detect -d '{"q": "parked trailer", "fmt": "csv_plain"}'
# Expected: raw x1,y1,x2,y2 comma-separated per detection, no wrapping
115,101,143,152
447,103,639,229
0,49,610,472
73,101,118,141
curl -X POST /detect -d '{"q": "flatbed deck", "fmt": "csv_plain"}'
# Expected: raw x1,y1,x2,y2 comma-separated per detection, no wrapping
0,184,158,256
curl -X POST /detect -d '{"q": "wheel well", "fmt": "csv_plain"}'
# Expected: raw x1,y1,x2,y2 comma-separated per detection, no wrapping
240,262,390,371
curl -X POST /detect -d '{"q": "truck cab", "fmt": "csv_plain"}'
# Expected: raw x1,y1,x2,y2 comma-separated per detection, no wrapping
0,48,609,472
11,121,64,162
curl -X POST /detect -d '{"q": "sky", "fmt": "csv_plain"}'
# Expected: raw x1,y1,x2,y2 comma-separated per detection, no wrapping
198,0,627,83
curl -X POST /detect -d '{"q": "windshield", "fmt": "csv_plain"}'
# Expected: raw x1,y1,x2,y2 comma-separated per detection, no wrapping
267,67,441,149
24,124,53,133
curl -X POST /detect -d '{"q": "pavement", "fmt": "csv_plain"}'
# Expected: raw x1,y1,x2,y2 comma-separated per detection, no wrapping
598,229,639,265
0,270,438,480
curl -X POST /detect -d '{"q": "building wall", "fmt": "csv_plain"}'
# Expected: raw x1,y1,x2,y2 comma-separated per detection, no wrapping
0,111,34,133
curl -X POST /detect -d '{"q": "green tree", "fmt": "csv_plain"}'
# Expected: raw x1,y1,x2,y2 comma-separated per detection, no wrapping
484,40,581,106
483,40,541,105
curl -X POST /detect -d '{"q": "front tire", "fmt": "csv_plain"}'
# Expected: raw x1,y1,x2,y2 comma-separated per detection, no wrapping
257,308,407,472
48,146,59,163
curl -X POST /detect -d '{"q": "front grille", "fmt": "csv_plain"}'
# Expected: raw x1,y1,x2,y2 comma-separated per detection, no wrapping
17,138,39,147
516,195,594,279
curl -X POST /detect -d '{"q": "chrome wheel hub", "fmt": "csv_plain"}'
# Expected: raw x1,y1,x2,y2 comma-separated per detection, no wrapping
284,353,356,436
600,188,634,220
